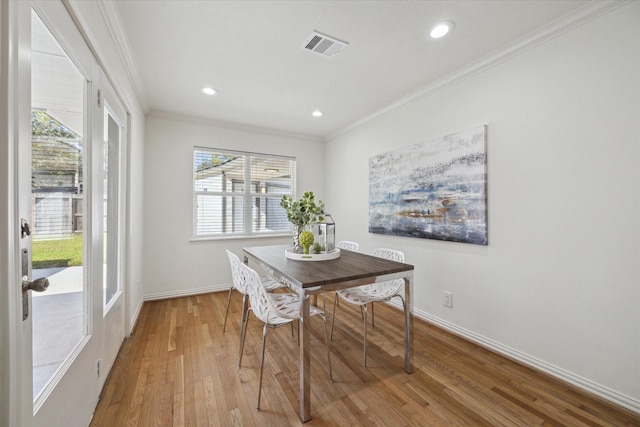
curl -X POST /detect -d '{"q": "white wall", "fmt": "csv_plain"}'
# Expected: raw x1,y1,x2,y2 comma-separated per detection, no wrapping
65,0,146,333
325,2,640,411
143,113,325,299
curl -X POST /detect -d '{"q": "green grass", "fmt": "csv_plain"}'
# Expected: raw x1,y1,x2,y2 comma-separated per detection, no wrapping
32,234,83,269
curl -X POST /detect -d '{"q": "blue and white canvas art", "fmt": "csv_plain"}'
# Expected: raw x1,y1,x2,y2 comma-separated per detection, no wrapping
369,126,487,245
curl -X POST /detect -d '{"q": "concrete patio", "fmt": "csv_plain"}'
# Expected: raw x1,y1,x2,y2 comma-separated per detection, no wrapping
32,266,83,398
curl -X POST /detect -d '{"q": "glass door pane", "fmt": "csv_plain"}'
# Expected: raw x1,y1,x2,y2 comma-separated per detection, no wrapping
30,9,86,400
103,109,120,307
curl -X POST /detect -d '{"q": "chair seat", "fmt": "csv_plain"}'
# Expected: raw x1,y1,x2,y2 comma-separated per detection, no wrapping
267,293,324,324
262,275,286,292
331,247,406,368
336,282,403,306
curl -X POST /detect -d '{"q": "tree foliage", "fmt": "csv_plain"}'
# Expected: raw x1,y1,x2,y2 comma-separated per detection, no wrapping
30,111,83,189
196,153,237,172
31,110,79,139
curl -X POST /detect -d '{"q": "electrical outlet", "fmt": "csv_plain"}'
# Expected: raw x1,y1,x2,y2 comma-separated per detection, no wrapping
443,291,453,308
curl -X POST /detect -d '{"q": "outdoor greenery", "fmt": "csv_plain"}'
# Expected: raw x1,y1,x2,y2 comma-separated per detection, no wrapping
32,234,83,269
32,110,79,138
31,110,83,189
195,153,237,171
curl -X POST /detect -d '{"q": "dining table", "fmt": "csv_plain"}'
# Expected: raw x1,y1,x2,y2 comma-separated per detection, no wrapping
242,244,415,422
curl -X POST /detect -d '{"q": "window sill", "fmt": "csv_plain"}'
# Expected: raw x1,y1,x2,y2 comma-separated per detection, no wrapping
189,232,291,243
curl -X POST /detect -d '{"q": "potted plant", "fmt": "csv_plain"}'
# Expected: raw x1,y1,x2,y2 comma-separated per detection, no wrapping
280,191,325,253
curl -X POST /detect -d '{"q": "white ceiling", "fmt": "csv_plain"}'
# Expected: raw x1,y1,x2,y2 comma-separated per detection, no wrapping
111,0,594,139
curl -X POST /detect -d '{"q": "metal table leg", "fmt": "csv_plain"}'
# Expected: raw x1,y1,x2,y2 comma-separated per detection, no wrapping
404,273,414,374
300,291,311,422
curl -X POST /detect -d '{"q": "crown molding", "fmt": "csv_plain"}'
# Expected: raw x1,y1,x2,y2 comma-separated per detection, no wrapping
93,0,148,112
63,0,147,113
148,109,324,143
328,0,630,141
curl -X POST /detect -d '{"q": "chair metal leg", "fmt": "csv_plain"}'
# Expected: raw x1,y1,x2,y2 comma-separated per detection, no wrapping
237,294,248,355
320,314,333,382
330,293,339,341
371,302,375,327
238,307,251,367
363,304,368,367
222,286,234,332
322,292,326,314
257,323,269,411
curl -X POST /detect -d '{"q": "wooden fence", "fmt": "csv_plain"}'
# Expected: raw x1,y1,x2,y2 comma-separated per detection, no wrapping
32,192,82,238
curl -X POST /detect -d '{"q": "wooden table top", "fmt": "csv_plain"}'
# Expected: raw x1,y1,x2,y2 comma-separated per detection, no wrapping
243,244,414,290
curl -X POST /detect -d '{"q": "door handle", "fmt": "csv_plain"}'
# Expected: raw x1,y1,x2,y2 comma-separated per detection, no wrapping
22,276,49,292
21,218,31,238
21,247,49,320
22,276,49,320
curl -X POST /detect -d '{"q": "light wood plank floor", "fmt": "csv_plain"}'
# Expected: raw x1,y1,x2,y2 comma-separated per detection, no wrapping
91,291,640,426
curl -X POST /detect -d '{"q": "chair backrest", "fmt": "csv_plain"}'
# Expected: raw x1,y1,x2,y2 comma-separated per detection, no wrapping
226,250,249,295
238,261,272,324
337,240,360,252
372,248,403,263
366,248,405,298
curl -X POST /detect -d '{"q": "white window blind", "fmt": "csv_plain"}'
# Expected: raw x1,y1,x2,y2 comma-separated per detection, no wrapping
193,148,294,237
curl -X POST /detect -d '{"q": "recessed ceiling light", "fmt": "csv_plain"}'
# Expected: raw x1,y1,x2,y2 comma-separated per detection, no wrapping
429,21,455,39
202,87,217,95
312,110,323,117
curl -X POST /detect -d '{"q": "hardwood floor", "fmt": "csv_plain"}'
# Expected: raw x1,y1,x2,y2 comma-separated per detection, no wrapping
91,291,640,426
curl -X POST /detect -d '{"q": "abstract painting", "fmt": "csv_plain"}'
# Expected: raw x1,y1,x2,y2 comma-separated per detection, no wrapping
369,125,487,245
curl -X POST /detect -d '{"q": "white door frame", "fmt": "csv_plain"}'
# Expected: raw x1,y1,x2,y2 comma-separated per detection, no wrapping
1,0,32,424
0,1,129,425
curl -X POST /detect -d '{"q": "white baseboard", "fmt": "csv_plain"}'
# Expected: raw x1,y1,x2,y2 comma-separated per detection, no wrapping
128,296,144,335
144,284,229,301
385,299,640,415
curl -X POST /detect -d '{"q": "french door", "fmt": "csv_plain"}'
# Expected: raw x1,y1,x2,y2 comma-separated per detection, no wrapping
98,74,128,394
4,1,127,425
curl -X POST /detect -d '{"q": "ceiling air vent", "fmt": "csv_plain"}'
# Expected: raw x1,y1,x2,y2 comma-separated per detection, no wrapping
302,31,348,58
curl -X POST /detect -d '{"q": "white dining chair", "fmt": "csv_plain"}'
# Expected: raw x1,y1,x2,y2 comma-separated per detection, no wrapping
238,261,333,411
223,250,287,354
337,240,359,252
331,241,361,309
330,248,406,367
310,240,361,312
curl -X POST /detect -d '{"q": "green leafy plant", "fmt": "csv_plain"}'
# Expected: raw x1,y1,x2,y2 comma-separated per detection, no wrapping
299,231,314,255
280,191,325,227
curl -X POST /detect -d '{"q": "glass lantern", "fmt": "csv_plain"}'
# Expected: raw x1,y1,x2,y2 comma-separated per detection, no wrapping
309,213,335,254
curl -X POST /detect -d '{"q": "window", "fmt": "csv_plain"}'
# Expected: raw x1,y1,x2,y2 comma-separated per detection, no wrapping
193,148,295,238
